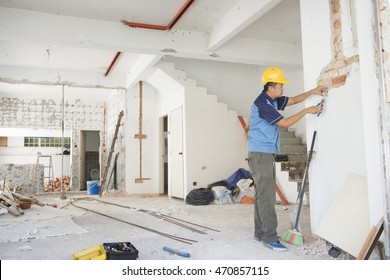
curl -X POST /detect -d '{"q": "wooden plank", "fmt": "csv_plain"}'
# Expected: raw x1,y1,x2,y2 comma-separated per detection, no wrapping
276,182,289,206
356,218,384,260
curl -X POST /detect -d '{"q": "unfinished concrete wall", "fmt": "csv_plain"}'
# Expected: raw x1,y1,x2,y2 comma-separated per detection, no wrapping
377,0,390,255
0,164,40,192
380,0,390,98
0,96,104,190
103,90,126,193
0,97,103,129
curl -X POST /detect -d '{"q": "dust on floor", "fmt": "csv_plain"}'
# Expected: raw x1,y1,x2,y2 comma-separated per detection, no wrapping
0,193,353,260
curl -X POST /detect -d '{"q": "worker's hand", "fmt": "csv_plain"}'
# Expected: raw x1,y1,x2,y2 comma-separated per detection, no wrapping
305,105,323,115
311,86,328,96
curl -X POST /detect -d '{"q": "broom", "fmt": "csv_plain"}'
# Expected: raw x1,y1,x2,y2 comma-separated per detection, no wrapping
283,98,324,246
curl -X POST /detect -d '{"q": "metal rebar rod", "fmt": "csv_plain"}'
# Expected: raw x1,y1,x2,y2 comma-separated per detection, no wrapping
82,197,220,232
70,200,197,244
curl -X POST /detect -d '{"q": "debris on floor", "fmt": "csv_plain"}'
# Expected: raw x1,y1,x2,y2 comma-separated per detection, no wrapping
43,175,72,192
0,179,45,216
185,170,255,206
0,194,358,260
299,239,354,259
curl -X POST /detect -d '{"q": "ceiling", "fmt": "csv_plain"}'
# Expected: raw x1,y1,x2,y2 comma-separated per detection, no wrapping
0,0,301,101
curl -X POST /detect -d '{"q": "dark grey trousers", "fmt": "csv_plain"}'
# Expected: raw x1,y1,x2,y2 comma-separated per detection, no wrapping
247,152,278,244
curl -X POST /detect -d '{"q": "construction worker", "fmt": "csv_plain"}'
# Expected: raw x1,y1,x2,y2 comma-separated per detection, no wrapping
247,67,327,251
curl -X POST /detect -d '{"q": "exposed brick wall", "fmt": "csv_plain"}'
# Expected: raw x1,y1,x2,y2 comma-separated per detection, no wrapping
317,0,359,89
318,0,390,95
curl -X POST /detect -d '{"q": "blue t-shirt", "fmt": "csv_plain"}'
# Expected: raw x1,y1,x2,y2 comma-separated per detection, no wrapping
248,91,289,153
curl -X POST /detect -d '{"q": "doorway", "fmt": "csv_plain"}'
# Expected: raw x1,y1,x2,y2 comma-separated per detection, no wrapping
161,115,168,195
170,106,184,199
80,130,100,191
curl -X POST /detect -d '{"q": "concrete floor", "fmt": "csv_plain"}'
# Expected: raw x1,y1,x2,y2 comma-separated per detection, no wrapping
0,193,352,260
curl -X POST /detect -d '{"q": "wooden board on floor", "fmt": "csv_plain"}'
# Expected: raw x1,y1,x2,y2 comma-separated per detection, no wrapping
356,218,384,260
314,173,371,257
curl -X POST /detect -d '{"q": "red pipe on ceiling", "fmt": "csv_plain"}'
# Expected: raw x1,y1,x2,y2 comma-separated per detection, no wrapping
104,51,122,77
123,0,195,31
106,0,195,76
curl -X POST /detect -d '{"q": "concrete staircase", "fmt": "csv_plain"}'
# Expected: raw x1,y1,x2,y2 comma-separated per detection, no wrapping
277,128,309,195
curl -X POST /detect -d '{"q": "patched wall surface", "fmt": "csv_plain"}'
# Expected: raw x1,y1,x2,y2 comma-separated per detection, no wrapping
0,98,104,129
0,163,42,193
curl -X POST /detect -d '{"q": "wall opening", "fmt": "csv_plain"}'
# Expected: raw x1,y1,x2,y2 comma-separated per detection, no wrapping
80,130,100,191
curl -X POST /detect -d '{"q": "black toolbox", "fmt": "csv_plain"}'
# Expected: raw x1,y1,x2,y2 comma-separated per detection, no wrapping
103,242,139,260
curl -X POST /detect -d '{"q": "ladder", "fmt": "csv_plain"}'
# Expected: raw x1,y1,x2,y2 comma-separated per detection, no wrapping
99,110,124,196
34,155,54,193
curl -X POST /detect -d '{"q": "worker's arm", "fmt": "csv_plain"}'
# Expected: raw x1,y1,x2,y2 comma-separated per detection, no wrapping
287,86,327,106
276,106,322,128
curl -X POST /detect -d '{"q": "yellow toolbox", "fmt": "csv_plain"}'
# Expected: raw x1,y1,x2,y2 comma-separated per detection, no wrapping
72,245,106,260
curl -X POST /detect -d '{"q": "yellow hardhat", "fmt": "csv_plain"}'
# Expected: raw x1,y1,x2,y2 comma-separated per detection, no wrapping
261,67,290,84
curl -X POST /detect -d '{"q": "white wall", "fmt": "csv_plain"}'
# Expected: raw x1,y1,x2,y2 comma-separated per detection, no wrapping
300,0,383,231
165,57,306,138
165,57,260,119
184,85,248,192
0,128,71,178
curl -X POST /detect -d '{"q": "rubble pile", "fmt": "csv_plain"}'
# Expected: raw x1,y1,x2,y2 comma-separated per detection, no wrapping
0,179,45,216
43,175,72,192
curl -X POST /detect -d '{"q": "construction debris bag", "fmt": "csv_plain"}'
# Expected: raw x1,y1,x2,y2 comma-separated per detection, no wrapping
211,186,235,205
234,178,255,203
226,168,252,192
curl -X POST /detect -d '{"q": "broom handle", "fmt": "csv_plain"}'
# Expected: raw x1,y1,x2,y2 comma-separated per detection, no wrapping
293,130,317,230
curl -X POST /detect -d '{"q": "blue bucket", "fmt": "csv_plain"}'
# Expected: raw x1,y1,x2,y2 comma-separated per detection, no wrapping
87,181,100,195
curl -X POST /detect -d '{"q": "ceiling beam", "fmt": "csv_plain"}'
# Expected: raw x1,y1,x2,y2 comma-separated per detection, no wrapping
126,54,162,89
0,65,127,89
0,7,302,68
215,37,302,68
207,0,283,51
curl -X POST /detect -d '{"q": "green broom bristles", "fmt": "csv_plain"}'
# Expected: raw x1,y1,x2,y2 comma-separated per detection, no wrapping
283,229,304,246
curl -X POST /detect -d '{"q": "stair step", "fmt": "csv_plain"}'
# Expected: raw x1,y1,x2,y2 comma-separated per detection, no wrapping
281,161,307,172
279,145,307,153
276,153,307,162
281,137,302,145
289,171,305,181
280,131,295,138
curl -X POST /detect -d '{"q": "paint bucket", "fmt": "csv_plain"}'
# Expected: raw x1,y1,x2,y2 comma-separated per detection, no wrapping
87,181,100,195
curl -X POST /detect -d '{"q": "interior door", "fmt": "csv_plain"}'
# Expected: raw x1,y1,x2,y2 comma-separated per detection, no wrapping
170,106,184,198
